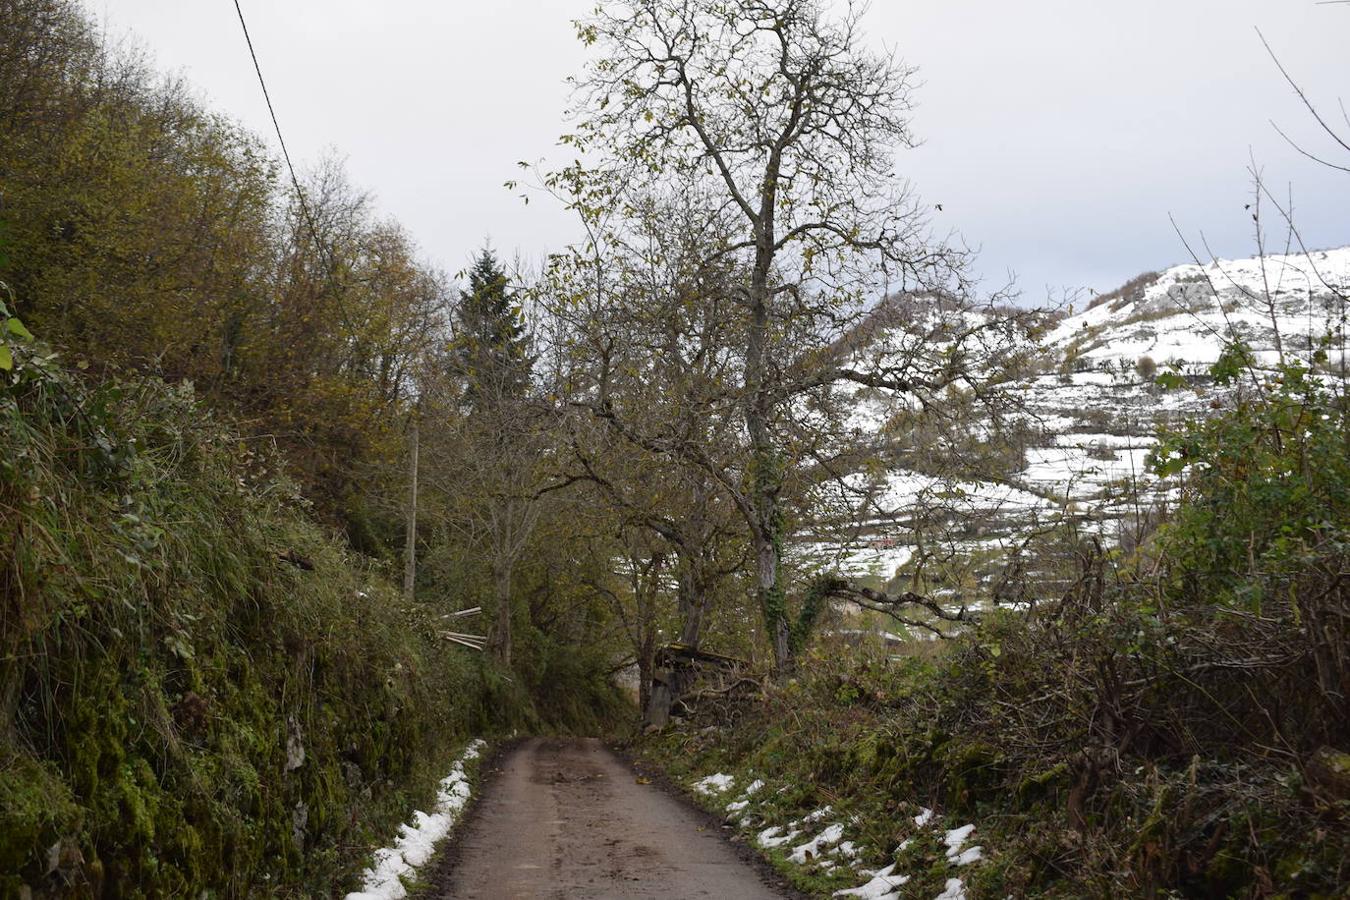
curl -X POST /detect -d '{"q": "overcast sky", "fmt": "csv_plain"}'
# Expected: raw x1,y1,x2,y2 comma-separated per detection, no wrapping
96,0,1347,302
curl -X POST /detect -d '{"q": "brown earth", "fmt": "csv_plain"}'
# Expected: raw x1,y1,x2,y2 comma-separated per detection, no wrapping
429,737,797,899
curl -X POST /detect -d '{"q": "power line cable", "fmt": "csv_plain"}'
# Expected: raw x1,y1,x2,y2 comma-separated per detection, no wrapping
230,0,334,273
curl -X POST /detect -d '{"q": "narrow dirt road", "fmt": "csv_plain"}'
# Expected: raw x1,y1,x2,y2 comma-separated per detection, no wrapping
431,737,794,899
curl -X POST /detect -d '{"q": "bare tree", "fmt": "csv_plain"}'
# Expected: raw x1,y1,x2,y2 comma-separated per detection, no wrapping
560,0,1011,673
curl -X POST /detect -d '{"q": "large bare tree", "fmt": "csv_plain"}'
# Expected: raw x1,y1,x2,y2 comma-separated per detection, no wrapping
562,0,987,673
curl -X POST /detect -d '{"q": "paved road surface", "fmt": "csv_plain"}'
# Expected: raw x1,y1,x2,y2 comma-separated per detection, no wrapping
432,737,792,899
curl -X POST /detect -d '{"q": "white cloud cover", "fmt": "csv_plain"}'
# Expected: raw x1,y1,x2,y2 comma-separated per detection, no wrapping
98,0,1348,297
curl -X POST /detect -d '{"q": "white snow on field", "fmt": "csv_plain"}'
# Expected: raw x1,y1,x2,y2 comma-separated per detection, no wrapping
1048,247,1350,369
943,824,976,857
953,845,983,866
934,877,967,900
821,245,1350,596
692,772,735,795
833,862,910,898
743,778,765,796
345,739,486,900
838,543,914,581
1021,444,1153,491
757,825,802,848
790,823,846,863
726,798,750,813
864,470,1055,518
913,807,934,827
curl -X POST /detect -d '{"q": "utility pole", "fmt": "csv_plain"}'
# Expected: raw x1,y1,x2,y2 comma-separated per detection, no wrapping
403,411,419,599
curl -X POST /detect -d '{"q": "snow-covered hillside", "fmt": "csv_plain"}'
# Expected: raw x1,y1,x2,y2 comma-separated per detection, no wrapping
1050,246,1349,370
820,246,1349,607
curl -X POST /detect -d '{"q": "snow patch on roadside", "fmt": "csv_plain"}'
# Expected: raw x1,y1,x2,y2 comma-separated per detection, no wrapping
682,769,990,898
833,862,909,898
692,772,735,795
344,739,486,900
825,810,988,899
953,846,983,866
935,877,967,899
943,824,980,866
757,825,802,848
790,822,845,863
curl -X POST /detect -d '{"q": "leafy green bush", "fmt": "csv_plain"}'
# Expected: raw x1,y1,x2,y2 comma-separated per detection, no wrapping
1152,342,1347,609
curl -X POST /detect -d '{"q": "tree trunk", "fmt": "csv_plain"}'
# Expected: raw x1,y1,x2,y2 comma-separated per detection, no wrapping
745,227,791,675
676,557,708,649
637,636,655,719
490,561,512,666
651,577,715,727
757,530,791,675
402,415,418,600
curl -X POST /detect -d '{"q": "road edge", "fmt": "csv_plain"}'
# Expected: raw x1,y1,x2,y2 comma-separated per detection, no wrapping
610,741,817,900
413,736,525,897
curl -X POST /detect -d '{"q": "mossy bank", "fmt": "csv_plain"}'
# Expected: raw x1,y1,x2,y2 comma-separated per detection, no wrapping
0,346,524,898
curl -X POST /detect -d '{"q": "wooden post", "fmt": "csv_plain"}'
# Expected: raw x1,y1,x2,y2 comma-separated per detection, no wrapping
403,412,419,600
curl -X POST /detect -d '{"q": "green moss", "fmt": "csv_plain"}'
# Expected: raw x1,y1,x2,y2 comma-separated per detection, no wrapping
0,756,81,875
0,362,519,896
935,738,1005,807
1017,762,1069,803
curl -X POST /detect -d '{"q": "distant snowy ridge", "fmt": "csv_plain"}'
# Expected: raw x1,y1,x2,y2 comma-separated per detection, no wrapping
817,245,1348,609
1050,246,1349,369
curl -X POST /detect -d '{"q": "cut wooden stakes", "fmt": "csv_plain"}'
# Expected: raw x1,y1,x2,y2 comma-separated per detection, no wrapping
440,608,486,651
441,633,487,652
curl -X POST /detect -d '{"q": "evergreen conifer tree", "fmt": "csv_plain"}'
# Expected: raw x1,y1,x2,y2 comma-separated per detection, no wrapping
452,248,529,407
